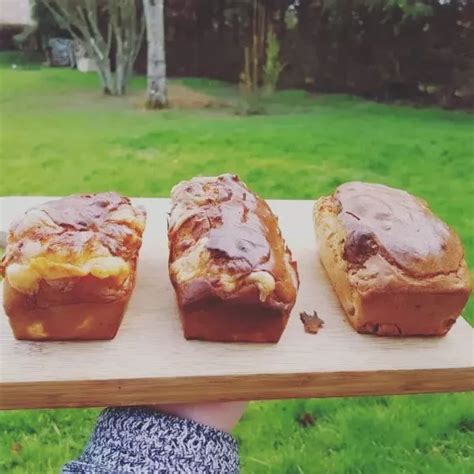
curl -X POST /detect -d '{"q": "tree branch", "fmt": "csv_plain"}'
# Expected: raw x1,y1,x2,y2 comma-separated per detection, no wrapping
40,0,142,96
134,12,146,63
41,0,81,42
84,0,107,51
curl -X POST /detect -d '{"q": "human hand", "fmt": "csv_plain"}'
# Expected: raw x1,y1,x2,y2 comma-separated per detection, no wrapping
151,401,248,433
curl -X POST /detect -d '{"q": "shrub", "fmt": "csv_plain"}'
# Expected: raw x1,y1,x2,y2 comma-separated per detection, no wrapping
263,26,285,96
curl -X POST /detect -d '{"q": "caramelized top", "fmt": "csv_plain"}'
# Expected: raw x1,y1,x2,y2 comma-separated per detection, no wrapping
36,193,129,231
169,174,298,304
1,193,146,287
334,182,463,277
206,203,270,268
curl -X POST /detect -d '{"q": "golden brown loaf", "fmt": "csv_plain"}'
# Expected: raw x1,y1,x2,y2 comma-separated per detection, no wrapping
168,174,299,342
1,193,146,340
314,182,471,336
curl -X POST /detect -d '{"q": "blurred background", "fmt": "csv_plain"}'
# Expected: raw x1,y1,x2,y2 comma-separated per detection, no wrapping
0,1,473,473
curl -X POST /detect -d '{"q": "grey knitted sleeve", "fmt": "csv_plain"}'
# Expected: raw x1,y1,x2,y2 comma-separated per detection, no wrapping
62,407,239,474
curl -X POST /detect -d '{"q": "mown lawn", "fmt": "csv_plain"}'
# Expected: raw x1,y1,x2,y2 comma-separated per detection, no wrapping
0,54,473,474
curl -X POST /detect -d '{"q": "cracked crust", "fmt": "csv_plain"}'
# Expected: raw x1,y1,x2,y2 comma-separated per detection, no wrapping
168,174,299,342
1,193,146,340
314,182,471,336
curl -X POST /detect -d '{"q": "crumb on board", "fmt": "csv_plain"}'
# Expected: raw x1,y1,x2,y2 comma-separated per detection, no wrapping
300,310,324,334
297,412,316,428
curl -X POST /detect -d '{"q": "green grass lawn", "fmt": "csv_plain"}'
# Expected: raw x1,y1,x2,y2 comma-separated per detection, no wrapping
0,54,473,473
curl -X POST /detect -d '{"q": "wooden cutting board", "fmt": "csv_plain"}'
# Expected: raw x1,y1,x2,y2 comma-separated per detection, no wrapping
0,197,473,410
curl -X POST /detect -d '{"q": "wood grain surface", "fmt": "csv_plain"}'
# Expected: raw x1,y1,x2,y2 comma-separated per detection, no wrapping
0,197,473,410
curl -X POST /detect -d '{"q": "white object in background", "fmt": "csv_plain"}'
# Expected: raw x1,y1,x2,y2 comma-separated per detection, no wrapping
77,57,98,73
0,0,34,26
74,41,98,73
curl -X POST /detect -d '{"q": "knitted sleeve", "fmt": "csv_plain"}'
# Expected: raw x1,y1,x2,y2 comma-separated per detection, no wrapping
62,407,239,474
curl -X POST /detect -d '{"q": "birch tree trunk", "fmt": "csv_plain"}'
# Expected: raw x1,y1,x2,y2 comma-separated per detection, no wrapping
143,0,167,108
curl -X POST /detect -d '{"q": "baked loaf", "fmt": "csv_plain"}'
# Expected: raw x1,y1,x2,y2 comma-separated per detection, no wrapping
168,174,299,342
314,182,471,336
1,193,146,340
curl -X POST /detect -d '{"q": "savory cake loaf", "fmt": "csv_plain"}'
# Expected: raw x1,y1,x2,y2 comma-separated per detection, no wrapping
314,182,471,336
1,193,146,340
168,174,299,342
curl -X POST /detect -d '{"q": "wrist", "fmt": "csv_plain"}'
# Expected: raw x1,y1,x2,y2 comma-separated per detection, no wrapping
148,402,247,433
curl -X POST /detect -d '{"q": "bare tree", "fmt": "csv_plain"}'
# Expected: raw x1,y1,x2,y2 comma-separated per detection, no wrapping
41,0,145,95
143,0,167,108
